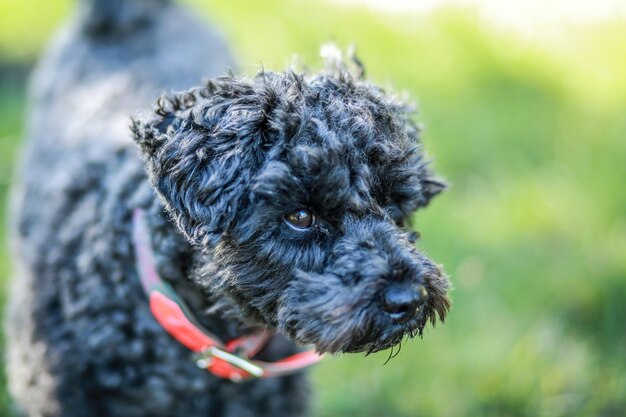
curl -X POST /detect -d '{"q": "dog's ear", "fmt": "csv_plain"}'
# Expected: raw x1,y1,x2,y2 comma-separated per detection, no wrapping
416,163,447,208
387,115,447,212
131,77,283,246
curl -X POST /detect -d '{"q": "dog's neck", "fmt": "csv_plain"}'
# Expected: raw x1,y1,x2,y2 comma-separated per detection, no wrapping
136,203,305,366
145,205,258,341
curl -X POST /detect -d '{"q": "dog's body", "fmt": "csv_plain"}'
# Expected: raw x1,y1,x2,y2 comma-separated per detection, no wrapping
6,0,450,416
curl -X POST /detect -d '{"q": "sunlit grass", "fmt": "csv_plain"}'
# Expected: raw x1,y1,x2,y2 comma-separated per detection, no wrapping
0,1,625,416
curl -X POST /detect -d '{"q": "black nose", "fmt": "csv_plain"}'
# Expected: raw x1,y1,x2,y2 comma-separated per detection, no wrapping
381,284,428,322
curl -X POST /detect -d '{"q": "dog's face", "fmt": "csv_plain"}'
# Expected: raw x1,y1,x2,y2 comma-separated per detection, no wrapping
133,69,450,354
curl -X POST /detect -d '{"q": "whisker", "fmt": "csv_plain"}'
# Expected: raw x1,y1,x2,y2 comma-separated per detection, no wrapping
383,345,394,365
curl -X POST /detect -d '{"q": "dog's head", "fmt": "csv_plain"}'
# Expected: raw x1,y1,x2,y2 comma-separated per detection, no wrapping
132,64,450,354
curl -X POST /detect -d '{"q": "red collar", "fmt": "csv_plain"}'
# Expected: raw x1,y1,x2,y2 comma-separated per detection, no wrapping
132,209,324,382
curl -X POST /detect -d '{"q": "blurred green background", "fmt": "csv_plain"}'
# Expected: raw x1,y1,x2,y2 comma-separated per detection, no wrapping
1,0,625,416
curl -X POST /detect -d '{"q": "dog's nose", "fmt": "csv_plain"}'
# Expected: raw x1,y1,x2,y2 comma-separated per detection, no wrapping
381,284,428,323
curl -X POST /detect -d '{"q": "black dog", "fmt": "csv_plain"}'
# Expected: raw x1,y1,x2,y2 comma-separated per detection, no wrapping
6,0,450,415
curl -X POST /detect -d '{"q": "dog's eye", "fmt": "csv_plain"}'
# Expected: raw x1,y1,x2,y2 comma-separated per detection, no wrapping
284,209,314,230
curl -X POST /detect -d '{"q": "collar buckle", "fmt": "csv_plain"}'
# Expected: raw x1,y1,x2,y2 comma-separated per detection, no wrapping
196,346,264,381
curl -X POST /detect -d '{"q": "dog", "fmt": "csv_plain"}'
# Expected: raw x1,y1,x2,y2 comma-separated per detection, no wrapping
6,0,451,415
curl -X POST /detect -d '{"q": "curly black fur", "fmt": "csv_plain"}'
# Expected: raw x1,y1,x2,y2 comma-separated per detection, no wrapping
6,0,450,416
131,69,450,354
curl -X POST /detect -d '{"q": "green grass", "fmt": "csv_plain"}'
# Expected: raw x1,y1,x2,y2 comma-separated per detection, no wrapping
1,1,625,416
0,68,28,416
